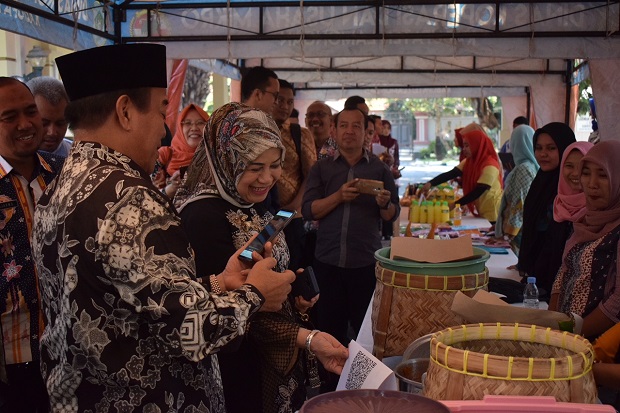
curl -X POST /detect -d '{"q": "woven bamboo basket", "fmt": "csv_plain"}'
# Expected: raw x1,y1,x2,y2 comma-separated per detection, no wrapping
424,323,597,403
371,262,488,360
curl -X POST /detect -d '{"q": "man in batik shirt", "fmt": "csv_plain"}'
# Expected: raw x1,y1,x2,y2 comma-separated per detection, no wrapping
31,44,294,413
0,77,64,412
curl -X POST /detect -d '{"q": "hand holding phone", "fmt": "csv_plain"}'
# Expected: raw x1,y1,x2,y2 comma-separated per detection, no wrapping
355,179,384,195
291,266,320,300
239,209,296,262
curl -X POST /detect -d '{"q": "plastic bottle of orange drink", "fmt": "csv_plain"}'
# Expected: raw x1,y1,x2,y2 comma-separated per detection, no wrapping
453,203,462,226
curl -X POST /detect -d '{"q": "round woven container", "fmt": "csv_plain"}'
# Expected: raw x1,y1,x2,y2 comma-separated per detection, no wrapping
375,247,490,275
371,253,489,359
424,323,597,403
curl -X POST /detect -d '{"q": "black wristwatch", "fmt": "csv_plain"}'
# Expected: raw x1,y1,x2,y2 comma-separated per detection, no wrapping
380,200,391,210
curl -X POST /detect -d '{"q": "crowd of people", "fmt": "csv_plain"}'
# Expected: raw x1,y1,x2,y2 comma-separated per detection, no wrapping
421,117,620,405
0,42,618,412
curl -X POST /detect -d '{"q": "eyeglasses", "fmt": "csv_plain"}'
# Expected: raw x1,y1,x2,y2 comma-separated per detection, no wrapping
180,120,207,128
261,89,279,100
306,111,330,118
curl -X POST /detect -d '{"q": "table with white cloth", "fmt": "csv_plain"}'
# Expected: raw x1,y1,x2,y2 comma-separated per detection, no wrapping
357,215,521,357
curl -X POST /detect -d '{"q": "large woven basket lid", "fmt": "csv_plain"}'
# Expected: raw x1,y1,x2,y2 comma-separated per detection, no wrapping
300,390,450,412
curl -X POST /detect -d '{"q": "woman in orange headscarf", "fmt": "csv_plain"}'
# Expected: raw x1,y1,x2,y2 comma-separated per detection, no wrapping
423,129,503,223
153,103,210,196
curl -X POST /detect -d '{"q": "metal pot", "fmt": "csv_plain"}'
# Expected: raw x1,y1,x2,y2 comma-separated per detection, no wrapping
394,358,429,395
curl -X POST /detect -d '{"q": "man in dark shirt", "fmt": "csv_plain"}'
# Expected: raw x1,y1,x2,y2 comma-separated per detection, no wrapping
302,107,400,346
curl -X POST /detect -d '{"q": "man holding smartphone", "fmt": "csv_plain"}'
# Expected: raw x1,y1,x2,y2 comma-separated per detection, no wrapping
302,107,400,353
31,44,295,413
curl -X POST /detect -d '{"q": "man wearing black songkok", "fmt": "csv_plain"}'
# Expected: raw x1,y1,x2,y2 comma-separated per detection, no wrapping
32,44,294,413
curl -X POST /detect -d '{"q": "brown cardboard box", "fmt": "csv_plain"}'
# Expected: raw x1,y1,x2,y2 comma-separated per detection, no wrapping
390,234,474,263
451,290,573,329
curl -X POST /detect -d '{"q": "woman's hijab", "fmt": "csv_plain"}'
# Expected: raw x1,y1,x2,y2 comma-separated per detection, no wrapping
461,130,502,210
494,125,537,242
455,123,485,163
510,125,537,167
563,140,620,255
159,103,210,176
553,141,594,223
174,102,284,212
519,122,576,272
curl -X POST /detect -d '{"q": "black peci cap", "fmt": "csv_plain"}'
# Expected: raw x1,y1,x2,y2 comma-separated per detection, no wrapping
56,43,167,101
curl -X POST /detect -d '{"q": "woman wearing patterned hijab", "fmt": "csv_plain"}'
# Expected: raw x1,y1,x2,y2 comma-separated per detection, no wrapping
493,125,538,254
175,103,347,413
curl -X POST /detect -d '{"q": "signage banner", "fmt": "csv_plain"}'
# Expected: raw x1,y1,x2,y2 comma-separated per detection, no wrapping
0,1,112,50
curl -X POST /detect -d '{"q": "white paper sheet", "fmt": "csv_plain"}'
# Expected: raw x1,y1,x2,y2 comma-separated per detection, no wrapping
336,340,398,391
372,143,387,155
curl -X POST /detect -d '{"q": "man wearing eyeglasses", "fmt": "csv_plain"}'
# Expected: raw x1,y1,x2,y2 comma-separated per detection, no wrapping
240,66,280,116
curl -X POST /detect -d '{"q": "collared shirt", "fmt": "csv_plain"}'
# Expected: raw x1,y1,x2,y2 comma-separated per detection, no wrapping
46,138,73,158
0,152,63,365
316,137,338,160
302,150,400,268
276,122,316,207
32,142,264,412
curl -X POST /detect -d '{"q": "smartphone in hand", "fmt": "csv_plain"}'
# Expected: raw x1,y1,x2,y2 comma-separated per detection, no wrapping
239,209,296,262
355,179,384,195
291,266,320,300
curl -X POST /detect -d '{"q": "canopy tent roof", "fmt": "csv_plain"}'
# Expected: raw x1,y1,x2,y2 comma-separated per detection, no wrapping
2,1,619,100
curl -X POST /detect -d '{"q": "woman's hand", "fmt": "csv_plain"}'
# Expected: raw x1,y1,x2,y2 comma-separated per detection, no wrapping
221,269,250,291
221,238,274,290
152,168,167,189
295,294,319,314
163,170,181,197
311,332,349,375
421,182,432,194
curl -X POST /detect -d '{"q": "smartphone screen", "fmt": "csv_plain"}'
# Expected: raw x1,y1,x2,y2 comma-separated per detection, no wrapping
239,209,295,261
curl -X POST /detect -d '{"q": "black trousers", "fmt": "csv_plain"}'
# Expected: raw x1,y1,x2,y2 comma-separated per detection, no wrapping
0,361,48,413
312,259,376,347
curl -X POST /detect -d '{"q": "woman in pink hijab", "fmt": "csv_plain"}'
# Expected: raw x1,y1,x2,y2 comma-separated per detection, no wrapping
553,141,594,223
550,140,620,339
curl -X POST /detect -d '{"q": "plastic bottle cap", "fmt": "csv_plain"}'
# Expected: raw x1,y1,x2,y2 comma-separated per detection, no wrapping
527,276,536,283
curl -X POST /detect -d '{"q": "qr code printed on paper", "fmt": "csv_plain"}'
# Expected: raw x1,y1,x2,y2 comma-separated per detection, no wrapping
345,351,377,389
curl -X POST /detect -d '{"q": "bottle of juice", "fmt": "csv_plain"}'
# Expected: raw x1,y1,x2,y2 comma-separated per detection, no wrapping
441,201,450,223
447,186,456,217
433,201,442,224
419,201,428,224
453,203,463,226
409,200,420,223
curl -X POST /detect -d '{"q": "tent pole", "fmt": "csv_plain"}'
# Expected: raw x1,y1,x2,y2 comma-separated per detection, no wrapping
526,87,531,125
565,59,573,124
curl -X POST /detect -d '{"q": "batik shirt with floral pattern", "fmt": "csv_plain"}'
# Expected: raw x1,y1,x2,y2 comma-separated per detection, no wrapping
32,142,264,413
